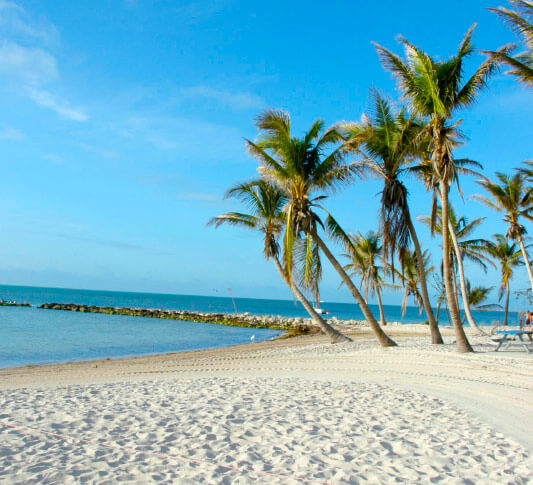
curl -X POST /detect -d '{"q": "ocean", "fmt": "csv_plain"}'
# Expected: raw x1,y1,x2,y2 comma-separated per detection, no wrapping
0,284,518,369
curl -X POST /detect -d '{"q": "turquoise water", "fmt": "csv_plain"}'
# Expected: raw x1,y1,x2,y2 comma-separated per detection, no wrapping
0,284,517,368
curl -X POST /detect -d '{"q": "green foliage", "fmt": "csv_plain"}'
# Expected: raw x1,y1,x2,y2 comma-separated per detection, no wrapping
485,0,533,87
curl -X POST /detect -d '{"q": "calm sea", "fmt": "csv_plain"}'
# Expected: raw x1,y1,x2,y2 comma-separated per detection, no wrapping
0,285,517,369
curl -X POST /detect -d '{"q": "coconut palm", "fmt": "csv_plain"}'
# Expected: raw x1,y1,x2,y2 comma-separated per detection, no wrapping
463,282,501,324
389,248,435,319
420,207,494,335
485,0,533,87
248,109,397,347
374,27,497,351
343,231,387,327
485,234,523,325
473,171,533,290
517,160,533,180
342,91,443,344
208,179,350,343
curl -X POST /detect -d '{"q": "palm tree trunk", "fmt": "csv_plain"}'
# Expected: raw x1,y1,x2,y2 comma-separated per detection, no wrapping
376,288,387,327
312,229,397,347
517,235,533,291
406,218,443,344
439,182,474,352
503,283,510,326
272,255,351,343
448,220,489,336
436,301,441,322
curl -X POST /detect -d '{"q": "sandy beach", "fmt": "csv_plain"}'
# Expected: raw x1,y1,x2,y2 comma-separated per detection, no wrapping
0,325,532,484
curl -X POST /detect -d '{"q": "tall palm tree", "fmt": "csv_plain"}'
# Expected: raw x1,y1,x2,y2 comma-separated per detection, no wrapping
208,179,350,343
374,27,497,351
420,207,494,336
342,91,444,344
389,248,435,320
248,109,397,347
343,231,387,327
473,171,533,290
485,234,523,325
485,0,533,87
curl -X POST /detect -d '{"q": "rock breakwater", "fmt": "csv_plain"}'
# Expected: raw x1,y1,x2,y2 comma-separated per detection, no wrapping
38,303,325,334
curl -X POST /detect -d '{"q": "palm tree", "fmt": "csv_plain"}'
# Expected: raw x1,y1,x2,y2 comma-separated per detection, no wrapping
248,109,397,347
463,282,501,324
208,179,350,343
473,171,533,290
389,249,435,320
485,234,523,325
420,207,494,336
342,91,443,344
517,160,533,180
343,231,387,327
374,27,497,351
485,0,533,87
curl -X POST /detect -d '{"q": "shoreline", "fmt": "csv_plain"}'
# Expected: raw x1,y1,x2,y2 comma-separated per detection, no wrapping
0,324,462,382
0,322,461,373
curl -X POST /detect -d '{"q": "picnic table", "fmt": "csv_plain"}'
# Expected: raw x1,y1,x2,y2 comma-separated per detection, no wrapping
494,329,533,353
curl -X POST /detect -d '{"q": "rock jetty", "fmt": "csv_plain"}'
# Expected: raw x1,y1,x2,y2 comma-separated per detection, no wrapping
0,301,31,307
38,303,327,334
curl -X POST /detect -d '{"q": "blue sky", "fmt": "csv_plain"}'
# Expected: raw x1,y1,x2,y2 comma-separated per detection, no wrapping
0,0,531,309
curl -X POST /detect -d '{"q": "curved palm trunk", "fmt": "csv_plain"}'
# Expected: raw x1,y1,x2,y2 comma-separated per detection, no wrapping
503,283,510,326
406,218,443,344
517,235,533,291
448,220,489,336
375,288,387,327
439,183,474,352
312,229,397,347
272,255,351,343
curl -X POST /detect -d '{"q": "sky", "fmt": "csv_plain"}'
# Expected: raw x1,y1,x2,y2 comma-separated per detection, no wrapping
0,0,531,309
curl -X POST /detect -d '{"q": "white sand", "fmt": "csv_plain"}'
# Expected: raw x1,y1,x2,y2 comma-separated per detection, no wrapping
0,330,532,484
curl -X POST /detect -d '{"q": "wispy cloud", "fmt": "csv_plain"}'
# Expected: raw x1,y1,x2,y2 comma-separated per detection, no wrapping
0,126,23,140
173,0,233,23
179,192,222,205
56,233,144,251
180,85,264,110
27,87,88,121
78,142,117,158
0,1,59,45
43,153,63,164
0,2,86,121
0,40,58,84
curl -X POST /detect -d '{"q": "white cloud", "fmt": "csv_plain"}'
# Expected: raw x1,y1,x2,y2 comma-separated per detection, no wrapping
0,126,23,140
27,87,88,121
0,4,84,121
0,40,58,85
43,153,63,164
0,1,59,45
180,85,264,110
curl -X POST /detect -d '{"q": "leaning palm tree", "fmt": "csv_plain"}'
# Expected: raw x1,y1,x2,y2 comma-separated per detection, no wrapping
374,27,497,351
485,0,533,87
420,207,494,336
389,248,435,320
473,171,533,290
208,179,350,343
343,231,387,327
342,91,443,344
485,234,523,325
248,109,397,347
